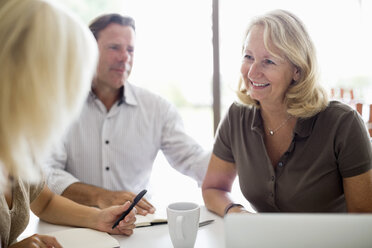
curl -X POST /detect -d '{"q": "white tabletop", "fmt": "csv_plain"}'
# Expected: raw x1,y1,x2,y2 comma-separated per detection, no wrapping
21,205,225,248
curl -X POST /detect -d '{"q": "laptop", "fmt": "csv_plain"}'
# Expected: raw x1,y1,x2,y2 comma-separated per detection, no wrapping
225,213,372,248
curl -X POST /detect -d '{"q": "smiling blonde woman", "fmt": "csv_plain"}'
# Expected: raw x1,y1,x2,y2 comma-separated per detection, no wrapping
202,9,372,216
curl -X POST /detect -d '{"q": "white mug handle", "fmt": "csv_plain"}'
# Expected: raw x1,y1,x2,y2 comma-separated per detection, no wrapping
176,215,184,240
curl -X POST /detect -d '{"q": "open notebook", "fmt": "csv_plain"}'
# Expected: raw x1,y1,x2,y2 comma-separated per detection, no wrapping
225,213,372,248
135,213,167,227
48,228,119,248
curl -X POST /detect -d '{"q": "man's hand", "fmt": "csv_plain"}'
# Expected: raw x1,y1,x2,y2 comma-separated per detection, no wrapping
62,183,155,215
97,190,155,215
9,234,62,248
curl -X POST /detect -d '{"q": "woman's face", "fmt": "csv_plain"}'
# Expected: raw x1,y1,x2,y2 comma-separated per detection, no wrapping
241,25,299,107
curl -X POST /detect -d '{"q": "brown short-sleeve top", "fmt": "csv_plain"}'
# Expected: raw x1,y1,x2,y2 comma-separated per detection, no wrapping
0,178,45,247
213,101,372,212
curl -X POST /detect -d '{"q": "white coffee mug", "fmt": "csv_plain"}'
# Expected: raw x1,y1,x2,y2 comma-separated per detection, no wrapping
167,202,200,248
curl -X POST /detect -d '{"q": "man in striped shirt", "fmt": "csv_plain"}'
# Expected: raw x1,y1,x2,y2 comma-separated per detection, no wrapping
45,14,210,214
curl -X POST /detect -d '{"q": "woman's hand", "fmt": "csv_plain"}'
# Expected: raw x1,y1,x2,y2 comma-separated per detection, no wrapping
96,190,155,215
95,201,137,236
225,205,250,215
9,234,62,248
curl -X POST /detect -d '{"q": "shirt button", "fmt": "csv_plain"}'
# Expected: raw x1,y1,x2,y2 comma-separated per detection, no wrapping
105,140,109,144
278,162,283,167
271,176,275,181
105,166,110,171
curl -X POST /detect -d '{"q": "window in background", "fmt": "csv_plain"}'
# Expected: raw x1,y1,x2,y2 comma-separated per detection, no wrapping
123,0,214,204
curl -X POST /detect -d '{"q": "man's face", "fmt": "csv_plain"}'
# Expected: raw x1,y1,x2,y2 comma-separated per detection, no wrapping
94,23,135,90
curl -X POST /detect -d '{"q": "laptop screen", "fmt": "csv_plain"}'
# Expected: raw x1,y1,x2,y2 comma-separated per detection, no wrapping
225,213,372,248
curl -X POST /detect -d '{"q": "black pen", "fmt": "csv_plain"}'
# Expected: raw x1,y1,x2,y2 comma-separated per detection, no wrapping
112,189,147,229
136,219,215,228
198,219,214,227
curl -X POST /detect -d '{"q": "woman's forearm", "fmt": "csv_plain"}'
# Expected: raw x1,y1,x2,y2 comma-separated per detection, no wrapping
202,188,235,217
31,186,99,229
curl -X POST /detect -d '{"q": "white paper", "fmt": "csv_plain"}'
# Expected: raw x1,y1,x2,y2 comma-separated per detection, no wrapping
48,228,120,248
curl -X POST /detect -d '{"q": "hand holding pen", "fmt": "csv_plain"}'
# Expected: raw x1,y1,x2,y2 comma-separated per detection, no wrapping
94,201,137,236
112,189,148,229
90,190,147,236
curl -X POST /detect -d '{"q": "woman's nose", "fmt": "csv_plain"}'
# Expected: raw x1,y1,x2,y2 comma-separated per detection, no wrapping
247,62,262,79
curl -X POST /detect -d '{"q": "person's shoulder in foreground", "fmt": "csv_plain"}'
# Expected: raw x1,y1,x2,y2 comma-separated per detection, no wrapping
0,1,136,247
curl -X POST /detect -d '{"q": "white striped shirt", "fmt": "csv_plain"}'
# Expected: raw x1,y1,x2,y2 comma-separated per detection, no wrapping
45,82,210,195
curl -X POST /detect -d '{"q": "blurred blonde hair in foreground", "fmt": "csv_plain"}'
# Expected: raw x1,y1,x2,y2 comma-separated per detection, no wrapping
0,0,98,189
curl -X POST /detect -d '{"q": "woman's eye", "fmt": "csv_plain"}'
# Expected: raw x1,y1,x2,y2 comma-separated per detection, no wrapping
264,59,275,65
244,55,253,60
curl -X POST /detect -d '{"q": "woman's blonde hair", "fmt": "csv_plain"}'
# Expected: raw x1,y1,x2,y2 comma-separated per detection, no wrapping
0,0,98,185
237,9,328,118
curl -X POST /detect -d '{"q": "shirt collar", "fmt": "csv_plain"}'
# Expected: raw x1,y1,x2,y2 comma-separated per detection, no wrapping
293,115,317,138
89,81,138,107
251,107,264,135
250,106,317,138
122,82,138,106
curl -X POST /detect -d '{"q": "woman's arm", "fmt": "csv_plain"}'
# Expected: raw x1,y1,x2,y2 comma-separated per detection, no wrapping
202,154,248,217
343,169,372,212
30,185,136,235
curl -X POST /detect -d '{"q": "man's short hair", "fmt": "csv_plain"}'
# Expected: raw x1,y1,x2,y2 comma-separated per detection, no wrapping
89,13,135,40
